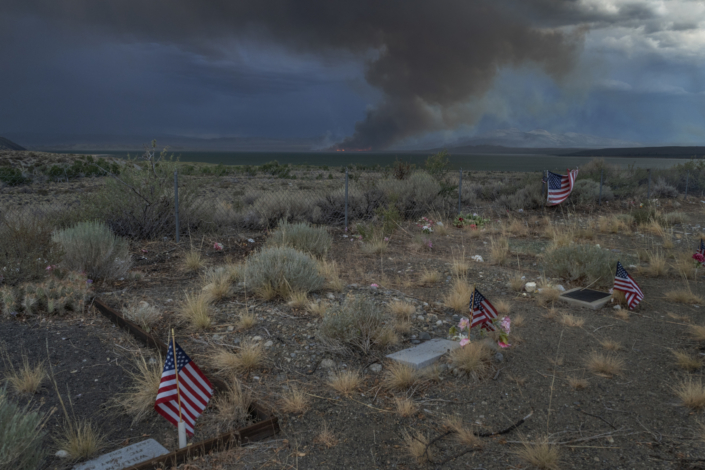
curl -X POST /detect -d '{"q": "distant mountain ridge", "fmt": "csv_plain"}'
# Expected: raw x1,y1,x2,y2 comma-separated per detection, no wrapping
0,137,25,150
449,128,641,149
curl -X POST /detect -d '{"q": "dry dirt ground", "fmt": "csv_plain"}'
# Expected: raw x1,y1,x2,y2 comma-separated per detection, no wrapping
2,196,705,470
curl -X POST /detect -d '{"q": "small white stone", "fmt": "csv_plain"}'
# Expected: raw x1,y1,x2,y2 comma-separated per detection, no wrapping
55,450,70,458
417,315,425,321
524,282,537,293
369,363,383,373
321,358,336,369
326,293,335,300
436,320,443,326
556,285,565,292
264,340,273,347
138,300,149,309
471,255,484,262
613,305,621,310
247,238,255,243
252,335,263,341
227,326,234,331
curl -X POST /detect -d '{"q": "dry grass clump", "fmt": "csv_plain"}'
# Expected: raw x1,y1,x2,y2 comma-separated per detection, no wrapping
3,355,46,395
450,342,491,376
115,355,162,423
515,437,560,470
559,314,585,328
361,234,389,254
55,419,105,461
318,260,344,291
394,317,412,334
315,423,338,448
383,362,421,391
643,220,667,237
548,227,574,249
443,279,473,313
674,252,699,279
672,350,703,372
178,292,213,329
418,268,442,285
123,301,161,332
209,379,252,431
512,315,525,328
280,385,309,414
598,215,630,234
402,430,432,464
599,339,622,351
236,310,257,330
639,250,668,277
327,369,361,395
451,258,470,277
661,211,687,225
690,325,705,342
444,416,480,447
319,295,388,353
489,237,510,265
536,287,561,307
375,327,400,347
210,341,264,375
507,219,529,237
287,291,309,309
388,300,416,319
507,374,527,387
495,299,511,315
674,378,705,410
184,249,204,272
394,397,418,417
201,267,232,301
586,352,624,378
307,300,329,316
509,273,525,292
567,377,589,390
665,289,704,305
267,220,332,258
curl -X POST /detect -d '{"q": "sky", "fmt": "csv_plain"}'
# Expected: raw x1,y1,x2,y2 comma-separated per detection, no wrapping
1,0,704,150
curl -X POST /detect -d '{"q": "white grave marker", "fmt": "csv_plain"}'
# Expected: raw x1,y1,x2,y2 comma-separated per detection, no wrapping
72,439,170,470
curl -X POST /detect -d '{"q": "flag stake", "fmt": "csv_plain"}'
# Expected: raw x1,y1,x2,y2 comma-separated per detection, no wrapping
172,328,187,449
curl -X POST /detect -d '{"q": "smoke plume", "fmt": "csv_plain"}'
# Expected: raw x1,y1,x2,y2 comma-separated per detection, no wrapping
3,0,587,149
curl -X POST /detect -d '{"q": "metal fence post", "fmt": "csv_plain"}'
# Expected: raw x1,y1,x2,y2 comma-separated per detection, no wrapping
174,169,180,242
685,170,690,198
457,168,462,215
344,168,349,231
599,169,603,206
647,168,651,199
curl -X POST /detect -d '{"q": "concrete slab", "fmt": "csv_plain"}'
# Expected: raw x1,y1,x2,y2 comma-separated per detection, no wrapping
386,338,460,370
73,439,169,470
559,288,612,310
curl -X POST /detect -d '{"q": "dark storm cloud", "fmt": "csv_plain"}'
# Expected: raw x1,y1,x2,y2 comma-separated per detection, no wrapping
2,0,587,149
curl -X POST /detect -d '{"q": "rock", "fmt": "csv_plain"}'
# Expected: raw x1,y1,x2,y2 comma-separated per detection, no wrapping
436,320,443,326
326,293,336,300
613,305,621,310
493,352,505,363
252,335,263,341
320,358,336,369
525,282,537,293
471,255,484,262
212,334,223,341
264,340,273,347
369,363,383,373
55,450,70,458
419,332,431,340
555,285,565,292
411,340,421,344
417,315,424,321
138,301,149,309
227,326,234,331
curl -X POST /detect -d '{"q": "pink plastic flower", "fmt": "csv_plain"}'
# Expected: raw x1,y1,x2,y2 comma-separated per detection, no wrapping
694,253,705,264
370,283,379,289
426,240,433,248
498,340,511,349
501,316,511,334
384,237,389,242
141,249,148,253
214,242,224,251
46,265,53,271
458,317,470,330
459,338,470,347
469,224,477,230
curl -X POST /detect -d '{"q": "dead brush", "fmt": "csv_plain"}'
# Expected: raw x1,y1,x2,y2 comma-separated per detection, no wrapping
450,341,491,376
418,268,442,285
2,352,46,395
210,341,264,375
536,287,561,307
674,378,705,410
489,237,510,265
237,311,257,330
507,219,529,237
673,252,699,280
394,397,418,417
512,315,525,328
598,215,630,234
451,257,470,277
306,300,329,316
315,423,338,448
209,378,252,431
690,325,705,342
586,352,624,378
665,288,704,305
547,226,574,249
567,377,589,390
55,419,105,461
361,233,389,254
383,362,421,391
644,219,667,238
599,339,622,351
394,317,412,334
287,291,309,309
559,314,585,328
508,272,525,292
184,249,205,272
672,350,703,372
402,430,432,464
640,250,668,277
327,369,361,395
318,260,343,291
374,327,400,347
443,278,473,313
115,354,162,424
444,416,480,447
280,385,309,414
388,300,416,319
515,437,560,470
495,299,511,315
201,267,232,301
178,292,212,330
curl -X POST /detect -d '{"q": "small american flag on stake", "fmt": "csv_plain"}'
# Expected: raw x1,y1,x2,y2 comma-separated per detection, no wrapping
613,261,644,310
547,168,578,206
155,336,213,436
470,287,498,331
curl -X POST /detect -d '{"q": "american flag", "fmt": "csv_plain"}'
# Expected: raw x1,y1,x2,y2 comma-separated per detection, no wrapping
614,261,644,310
547,169,578,206
698,239,705,256
470,288,498,331
155,340,213,436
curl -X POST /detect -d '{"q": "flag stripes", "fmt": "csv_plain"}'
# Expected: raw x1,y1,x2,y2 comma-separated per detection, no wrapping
614,261,644,310
470,288,498,331
155,340,213,436
547,169,578,206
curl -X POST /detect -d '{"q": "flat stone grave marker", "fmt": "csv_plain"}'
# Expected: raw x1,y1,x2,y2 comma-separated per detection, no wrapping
73,439,170,470
386,338,459,370
559,288,612,310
